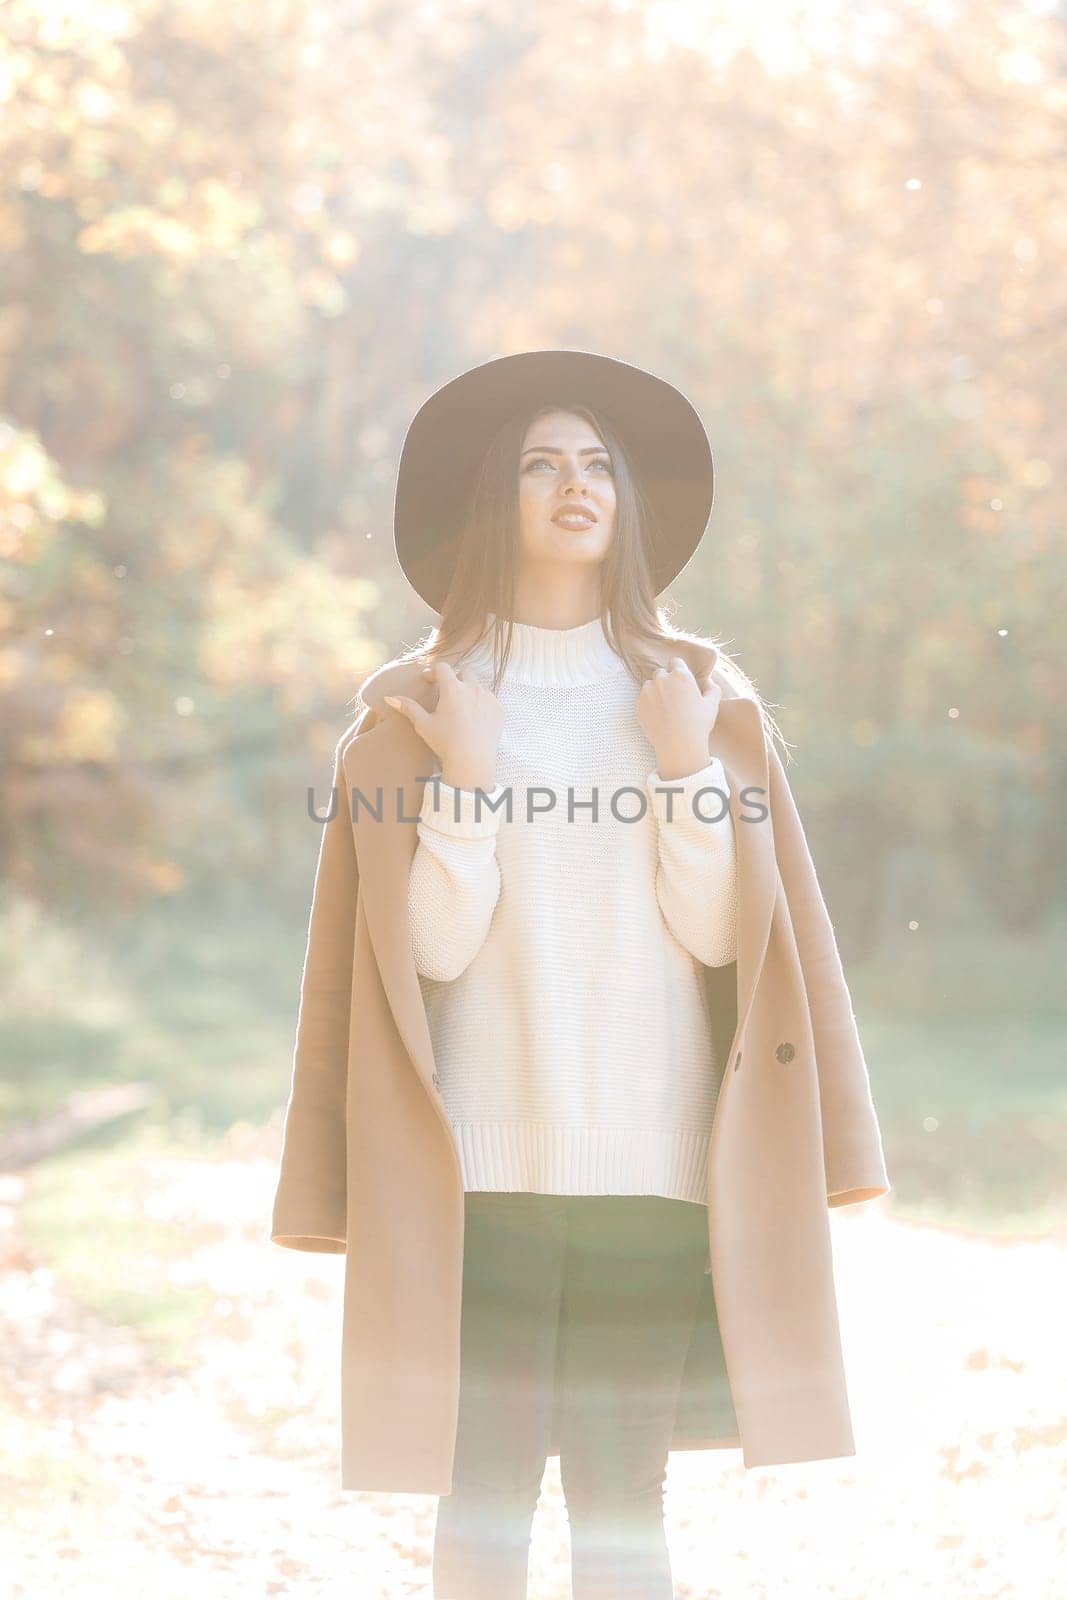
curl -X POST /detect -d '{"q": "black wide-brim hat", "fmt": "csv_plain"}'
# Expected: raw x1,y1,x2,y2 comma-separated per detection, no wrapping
392,348,715,615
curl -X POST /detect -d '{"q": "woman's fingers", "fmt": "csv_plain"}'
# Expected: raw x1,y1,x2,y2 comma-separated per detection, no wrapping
383,694,429,732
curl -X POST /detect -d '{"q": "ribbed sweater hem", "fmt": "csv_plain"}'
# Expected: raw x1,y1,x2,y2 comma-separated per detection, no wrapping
450,1120,711,1205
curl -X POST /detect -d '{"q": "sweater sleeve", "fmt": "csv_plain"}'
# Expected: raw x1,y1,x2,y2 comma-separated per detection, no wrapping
644,756,738,968
409,778,507,983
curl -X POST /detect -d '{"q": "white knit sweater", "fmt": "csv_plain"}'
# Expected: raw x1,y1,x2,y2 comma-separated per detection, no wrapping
408,613,738,1206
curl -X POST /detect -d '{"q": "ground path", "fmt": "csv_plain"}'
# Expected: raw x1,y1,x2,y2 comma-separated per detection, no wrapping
2,1124,1063,1598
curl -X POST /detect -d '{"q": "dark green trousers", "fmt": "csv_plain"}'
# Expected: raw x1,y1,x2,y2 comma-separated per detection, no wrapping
432,1189,709,1600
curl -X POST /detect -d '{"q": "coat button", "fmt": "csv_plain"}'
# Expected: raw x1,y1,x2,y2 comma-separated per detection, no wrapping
775,1041,796,1063
733,1050,742,1072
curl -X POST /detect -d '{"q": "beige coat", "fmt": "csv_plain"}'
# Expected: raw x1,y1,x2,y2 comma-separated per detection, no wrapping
269,632,891,1494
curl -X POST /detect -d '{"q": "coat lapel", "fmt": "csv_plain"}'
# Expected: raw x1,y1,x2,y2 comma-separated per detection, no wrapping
344,638,778,1101
708,693,776,1045
343,715,440,1097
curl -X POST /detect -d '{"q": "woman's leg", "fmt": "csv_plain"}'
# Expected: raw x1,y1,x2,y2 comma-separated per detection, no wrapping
556,1195,708,1600
432,1191,568,1600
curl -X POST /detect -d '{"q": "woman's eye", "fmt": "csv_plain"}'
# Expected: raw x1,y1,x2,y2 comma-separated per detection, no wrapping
525,456,612,473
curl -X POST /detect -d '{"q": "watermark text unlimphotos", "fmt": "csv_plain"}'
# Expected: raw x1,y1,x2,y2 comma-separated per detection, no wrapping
307,775,769,827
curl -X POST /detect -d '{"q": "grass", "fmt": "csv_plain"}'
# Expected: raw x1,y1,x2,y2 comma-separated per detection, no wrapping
16,1119,225,1370
858,1016,1065,1236
849,920,1067,1235
0,887,300,1128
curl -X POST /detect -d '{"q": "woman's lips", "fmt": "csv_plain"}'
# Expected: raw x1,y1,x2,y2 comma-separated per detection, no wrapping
551,509,597,528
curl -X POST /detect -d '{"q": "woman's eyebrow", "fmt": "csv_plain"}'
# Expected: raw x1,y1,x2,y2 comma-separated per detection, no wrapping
521,445,610,456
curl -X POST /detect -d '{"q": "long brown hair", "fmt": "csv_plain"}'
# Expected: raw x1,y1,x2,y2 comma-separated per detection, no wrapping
367,399,789,759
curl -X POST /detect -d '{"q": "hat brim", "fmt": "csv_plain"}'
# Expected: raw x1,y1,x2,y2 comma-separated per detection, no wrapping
392,348,714,614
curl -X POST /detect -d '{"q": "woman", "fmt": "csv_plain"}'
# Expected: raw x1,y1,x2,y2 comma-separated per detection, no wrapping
269,350,891,1600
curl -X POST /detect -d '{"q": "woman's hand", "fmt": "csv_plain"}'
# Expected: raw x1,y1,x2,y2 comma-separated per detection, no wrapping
636,657,723,781
384,661,505,792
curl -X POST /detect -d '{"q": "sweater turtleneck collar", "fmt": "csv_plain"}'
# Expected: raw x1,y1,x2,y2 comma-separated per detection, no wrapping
462,610,627,687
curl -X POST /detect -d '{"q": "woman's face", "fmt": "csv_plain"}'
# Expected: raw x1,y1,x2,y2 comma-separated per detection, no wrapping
517,409,617,572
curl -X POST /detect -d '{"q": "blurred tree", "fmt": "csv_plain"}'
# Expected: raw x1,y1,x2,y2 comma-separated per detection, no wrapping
0,0,1062,948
